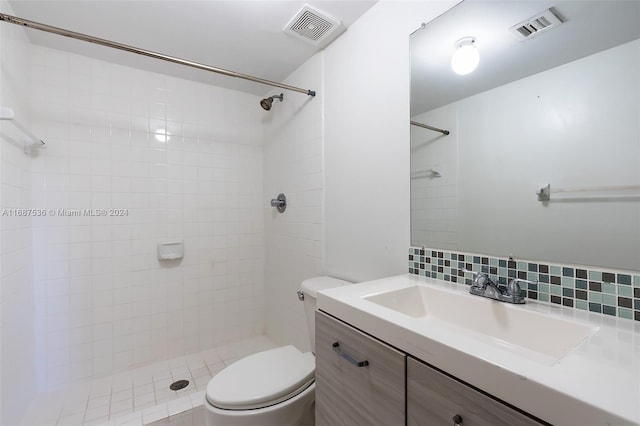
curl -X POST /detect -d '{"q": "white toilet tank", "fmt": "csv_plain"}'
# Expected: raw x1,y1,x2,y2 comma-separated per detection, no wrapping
300,276,350,353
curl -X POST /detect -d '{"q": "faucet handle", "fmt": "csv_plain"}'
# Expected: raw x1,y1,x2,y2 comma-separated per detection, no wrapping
460,267,478,278
461,267,488,287
507,278,537,296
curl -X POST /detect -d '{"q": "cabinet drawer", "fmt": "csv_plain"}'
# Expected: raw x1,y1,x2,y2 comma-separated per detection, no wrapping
407,357,544,426
315,311,405,426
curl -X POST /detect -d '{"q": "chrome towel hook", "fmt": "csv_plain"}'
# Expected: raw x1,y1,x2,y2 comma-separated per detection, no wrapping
270,193,287,213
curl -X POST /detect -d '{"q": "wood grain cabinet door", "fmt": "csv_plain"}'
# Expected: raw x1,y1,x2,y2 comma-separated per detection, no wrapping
315,311,405,426
407,357,546,426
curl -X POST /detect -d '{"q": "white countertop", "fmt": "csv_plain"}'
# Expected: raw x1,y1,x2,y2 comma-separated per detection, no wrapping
317,274,640,426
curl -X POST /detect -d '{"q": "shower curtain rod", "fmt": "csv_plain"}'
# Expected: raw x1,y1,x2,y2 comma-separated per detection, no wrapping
0,13,316,97
410,120,450,135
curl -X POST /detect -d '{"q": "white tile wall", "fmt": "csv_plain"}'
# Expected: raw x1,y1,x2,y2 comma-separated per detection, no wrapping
27,45,265,391
410,106,458,250
0,0,37,424
263,54,325,352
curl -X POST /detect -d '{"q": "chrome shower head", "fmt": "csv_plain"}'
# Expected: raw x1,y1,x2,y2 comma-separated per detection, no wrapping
260,98,273,111
260,93,284,111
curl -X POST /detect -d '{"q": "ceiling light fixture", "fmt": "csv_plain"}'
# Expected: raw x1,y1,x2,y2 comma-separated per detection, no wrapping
451,37,479,75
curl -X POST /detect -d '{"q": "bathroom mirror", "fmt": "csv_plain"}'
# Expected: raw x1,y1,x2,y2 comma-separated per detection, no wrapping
410,0,640,270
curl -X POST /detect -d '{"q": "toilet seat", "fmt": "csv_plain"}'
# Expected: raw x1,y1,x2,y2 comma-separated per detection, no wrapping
206,345,315,410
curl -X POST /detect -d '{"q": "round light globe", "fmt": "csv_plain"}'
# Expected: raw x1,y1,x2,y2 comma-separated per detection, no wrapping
451,38,479,75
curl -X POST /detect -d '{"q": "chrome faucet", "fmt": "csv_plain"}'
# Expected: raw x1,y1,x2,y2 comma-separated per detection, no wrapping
461,268,536,304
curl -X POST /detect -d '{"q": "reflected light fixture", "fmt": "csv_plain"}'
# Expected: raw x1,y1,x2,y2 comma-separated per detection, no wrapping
451,37,479,75
154,129,170,143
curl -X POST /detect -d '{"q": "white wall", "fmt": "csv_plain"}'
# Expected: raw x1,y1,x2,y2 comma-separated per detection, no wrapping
0,0,37,423
262,54,325,351
323,1,459,282
27,45,265,391
412,39,640,270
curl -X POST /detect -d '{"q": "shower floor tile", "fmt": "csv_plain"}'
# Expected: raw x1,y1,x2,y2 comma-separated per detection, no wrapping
20,335,277,426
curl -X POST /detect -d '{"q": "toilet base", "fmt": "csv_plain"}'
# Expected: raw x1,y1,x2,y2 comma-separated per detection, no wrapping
204,382,315,426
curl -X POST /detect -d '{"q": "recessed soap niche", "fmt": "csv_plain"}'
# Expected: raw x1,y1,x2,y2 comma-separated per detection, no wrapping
158,241,185,260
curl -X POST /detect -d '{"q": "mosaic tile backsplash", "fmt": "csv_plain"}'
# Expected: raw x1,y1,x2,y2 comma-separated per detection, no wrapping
409,247,640,322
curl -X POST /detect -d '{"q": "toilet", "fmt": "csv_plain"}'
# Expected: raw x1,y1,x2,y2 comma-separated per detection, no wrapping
204,277,349,426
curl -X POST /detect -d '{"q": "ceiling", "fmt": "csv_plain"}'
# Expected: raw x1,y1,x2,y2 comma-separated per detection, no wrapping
7,0,377,96
411,0,640,115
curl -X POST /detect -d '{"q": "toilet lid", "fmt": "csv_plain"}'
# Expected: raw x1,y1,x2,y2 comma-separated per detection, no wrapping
206,345,315,410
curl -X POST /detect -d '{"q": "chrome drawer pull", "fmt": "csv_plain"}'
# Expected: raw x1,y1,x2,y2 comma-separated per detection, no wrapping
332,342,369,367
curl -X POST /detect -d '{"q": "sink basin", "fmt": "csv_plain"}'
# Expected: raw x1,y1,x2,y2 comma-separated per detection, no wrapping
363,285,597,361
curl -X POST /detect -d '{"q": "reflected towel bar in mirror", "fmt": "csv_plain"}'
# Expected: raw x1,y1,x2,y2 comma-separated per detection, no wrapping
410,120,450,135
537,183,640,201
411,167,441,179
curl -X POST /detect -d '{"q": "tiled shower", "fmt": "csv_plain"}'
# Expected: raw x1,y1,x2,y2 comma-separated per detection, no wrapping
1,1,274,422
0,0,332,421
28,44,266,390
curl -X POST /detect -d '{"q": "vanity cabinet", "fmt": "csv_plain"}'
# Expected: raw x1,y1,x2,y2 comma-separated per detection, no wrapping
315,311,405,426
407,357,545,426
316,310,547,426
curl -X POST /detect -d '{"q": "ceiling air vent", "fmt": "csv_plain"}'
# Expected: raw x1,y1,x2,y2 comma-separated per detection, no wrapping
284,4,344,47
510,8,563,41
